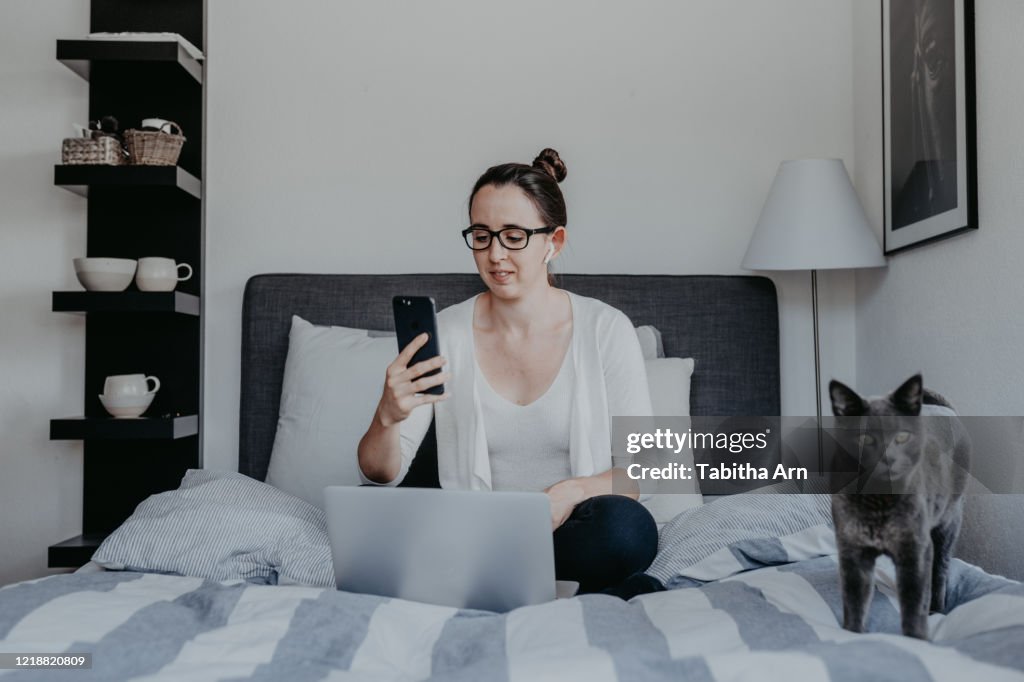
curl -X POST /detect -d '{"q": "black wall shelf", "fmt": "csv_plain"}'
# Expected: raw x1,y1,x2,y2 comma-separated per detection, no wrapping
48,533,108,568
57,39,203,84
53,291,199,316
55,165,201,199
50,415,199,440
49,0,204,570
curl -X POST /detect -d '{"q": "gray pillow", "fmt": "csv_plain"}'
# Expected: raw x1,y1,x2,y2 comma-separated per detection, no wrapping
92,469,334,587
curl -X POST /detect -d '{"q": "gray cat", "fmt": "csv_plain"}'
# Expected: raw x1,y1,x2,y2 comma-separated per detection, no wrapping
829,374,970,640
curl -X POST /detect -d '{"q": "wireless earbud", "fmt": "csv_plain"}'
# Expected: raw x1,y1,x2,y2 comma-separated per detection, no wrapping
543,242,556,265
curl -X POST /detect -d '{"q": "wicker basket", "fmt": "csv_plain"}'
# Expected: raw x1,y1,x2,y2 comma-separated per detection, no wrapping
124,121,186,166
61,135,127,165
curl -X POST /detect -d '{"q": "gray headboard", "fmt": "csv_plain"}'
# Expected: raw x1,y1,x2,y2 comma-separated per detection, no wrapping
239,274,780,482
237,272,1023,580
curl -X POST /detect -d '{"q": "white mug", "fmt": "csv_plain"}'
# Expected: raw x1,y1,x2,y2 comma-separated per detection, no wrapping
141,118,172,132
136,257,193,292
103,374,160,397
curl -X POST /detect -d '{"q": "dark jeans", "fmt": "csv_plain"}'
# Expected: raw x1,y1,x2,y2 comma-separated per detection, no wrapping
553,494,659,594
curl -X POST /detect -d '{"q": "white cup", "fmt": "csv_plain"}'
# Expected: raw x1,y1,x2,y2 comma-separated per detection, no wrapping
136,257,193,292
103,374,160,398
141,118,172,132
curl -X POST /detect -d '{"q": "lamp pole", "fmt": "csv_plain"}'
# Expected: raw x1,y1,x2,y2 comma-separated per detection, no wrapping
811,269,823,474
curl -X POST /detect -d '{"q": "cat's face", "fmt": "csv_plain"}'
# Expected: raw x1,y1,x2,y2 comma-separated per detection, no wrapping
829,374,925,483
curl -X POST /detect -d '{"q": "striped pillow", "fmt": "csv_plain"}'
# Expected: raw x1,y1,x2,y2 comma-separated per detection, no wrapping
92,469,335,587
647,493,835,589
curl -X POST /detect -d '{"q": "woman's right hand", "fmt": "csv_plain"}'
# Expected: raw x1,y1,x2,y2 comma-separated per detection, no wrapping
376,332,450,428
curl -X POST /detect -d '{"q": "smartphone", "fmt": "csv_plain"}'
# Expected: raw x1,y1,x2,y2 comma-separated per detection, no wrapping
392,295,444,395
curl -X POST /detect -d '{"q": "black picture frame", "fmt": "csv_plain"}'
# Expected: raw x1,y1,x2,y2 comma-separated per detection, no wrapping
882,0,977,255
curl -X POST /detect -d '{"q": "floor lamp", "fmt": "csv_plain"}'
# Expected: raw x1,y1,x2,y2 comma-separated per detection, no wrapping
742,159,886,473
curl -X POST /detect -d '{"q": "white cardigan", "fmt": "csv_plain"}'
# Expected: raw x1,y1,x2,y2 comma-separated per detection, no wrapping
360,291,653,490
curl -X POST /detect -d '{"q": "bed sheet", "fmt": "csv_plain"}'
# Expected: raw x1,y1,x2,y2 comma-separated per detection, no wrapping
2,554,1022,681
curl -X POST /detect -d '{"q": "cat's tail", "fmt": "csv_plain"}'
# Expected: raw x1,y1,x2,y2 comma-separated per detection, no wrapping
923,389,955,411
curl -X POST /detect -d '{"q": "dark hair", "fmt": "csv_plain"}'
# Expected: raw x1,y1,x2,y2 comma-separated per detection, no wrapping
468,148,568,227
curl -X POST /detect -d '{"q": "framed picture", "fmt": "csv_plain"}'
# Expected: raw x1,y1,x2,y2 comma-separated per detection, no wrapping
882,0,977,254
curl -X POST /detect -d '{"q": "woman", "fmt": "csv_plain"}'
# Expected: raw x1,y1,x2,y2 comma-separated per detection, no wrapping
357,148,662,596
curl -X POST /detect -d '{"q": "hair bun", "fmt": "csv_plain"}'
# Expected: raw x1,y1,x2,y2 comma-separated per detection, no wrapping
532,148,567,183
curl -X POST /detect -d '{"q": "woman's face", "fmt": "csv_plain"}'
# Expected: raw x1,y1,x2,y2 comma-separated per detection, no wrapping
468,184,563,299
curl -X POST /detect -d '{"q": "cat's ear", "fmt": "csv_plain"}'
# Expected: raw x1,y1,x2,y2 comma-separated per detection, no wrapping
829,380,866,416
892,374,923,415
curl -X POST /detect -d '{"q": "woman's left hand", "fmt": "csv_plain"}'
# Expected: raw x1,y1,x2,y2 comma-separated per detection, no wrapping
543,479,586,530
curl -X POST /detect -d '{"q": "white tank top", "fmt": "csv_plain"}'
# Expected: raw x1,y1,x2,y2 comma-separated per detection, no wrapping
476,348,574,491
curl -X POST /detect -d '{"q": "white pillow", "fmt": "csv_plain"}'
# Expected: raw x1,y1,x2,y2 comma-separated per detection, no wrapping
642,357,703,526
635,325,664,360
266,316,396,508
646,357,693,417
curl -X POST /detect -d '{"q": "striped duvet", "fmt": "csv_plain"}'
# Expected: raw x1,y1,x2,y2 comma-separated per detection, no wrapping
1,552,1022,681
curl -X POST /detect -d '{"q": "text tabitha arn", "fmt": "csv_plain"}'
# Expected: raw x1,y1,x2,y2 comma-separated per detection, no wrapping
626,463,808,481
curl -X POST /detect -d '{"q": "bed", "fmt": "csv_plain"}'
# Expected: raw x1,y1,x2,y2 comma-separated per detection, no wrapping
2,273,1022,681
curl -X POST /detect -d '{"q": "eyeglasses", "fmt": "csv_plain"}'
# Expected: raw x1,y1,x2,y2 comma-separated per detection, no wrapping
461,226,556,251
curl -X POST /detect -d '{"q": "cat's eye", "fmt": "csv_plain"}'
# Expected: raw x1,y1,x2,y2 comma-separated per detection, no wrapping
894,431,911,444
856,434,876,447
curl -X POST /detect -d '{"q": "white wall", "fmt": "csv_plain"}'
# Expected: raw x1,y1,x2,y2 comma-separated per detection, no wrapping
0,1,90,586
850,0,1024,580
852,0,1024,413
205,0,859,472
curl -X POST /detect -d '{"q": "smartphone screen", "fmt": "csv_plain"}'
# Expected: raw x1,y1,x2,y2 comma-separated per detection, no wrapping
392,296,444,395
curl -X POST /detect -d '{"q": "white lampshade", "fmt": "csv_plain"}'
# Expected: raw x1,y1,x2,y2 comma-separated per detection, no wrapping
742,159,886,271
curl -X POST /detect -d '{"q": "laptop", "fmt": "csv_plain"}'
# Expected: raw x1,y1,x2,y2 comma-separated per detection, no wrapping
324,486,576,612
